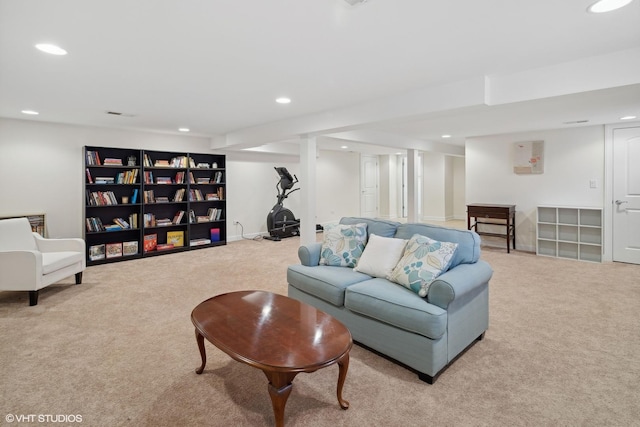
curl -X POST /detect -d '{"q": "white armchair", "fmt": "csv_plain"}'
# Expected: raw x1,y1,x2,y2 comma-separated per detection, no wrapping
0,217,86,306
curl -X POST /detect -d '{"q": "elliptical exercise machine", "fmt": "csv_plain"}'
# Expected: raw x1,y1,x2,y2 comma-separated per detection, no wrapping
265,167,300,241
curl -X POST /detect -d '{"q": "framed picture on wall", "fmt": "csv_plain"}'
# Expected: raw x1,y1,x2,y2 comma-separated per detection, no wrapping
513,140,544,174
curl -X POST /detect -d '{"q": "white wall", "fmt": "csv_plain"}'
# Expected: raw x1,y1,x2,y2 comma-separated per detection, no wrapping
0,118,212,238
0,117,361,242
466,126,604,252
315,150,360,224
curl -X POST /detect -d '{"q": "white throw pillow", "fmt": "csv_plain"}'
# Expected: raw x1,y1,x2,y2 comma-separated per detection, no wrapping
354,233,407,278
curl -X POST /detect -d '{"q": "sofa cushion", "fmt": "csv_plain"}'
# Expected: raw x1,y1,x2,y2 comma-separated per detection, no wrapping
340,217,400,238
344,278,447,340
389,234,458,297
354,233,407,279
319,222,368,268
287,264,372,307
41,251,84,275
394,223,480,268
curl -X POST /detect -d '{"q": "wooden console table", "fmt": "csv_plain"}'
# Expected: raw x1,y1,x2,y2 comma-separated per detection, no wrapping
467,204,516,253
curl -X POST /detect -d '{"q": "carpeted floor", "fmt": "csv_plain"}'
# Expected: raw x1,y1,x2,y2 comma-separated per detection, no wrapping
1,235,639,426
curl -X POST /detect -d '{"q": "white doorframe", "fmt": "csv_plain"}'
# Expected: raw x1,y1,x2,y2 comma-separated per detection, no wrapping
604,121,640,262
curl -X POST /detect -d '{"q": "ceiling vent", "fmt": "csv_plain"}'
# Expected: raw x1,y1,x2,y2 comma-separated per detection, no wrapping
106,111,136,118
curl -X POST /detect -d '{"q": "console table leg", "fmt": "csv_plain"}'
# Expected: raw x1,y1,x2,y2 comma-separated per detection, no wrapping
264,371,297,427
336,352,350,410
194,329,206,374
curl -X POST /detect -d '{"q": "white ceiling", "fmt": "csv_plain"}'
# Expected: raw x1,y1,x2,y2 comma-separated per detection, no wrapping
1,0,639,155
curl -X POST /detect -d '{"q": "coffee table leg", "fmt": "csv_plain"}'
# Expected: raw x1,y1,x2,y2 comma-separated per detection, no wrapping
336,352,350,409
264,371,297,427
195,329,207,374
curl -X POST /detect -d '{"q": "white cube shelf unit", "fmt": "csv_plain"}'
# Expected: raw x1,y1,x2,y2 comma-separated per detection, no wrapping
536,206,603,262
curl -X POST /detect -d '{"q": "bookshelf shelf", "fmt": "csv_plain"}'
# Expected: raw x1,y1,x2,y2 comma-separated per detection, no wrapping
84,146,226,264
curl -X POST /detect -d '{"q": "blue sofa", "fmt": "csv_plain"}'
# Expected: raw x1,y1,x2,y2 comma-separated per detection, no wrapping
287,217,493,383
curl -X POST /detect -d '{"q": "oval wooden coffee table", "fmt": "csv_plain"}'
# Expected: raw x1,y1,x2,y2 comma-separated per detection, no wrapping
191,290,352,427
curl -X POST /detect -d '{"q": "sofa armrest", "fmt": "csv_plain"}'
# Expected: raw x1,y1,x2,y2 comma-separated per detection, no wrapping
298,242,322,266
33,233,85,253
0,250,42,290
427,260,493,309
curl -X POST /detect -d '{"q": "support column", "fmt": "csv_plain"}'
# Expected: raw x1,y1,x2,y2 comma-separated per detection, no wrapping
406,149,420,222
299,136,317,246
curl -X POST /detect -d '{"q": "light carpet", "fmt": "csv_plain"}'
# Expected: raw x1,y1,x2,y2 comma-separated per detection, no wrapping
1,236,639,426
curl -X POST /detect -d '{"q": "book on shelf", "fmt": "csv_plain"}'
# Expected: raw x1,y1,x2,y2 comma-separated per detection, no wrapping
172,210,185,224
115,169,138,184
173,188,185,202
155,196,170,203
86,150,101,166
156,176,172,184
174,171,186,184
86,217,105,232
95,177,115,184
196,163,210,168
154,159,170,167
143,153,153,167
122,240,138,256
217,187,224,200
104,224,123,232
190,238,211,247
106,242,123,258
144,171,154,184
205,193,219,200
144,234,158,252
167,230,184,247
155,218,172,226
129,213,138,229
143,190,155,203
144,213,156,227
213,171,223,183
210,228,220,242
188,209,196,224
113,217,130,229
89,244,105,261
103,158,123,166
156,243,175,251
88,191,118,206
189,189,204,201
131,188,139,204
206,208,222,221
86,168,93,184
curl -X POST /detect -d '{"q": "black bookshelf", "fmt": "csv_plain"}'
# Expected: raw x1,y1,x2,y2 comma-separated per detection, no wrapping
84,146,226,265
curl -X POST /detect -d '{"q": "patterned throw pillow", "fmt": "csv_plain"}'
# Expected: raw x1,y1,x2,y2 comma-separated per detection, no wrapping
388,234,458,297
319,223,368,268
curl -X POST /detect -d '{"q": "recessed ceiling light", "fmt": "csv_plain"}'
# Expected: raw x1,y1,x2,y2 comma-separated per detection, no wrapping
21,110,39,115
341,145,348,149
35,43,68,55
441,134,452,138
275,97,291,104
178,128,190,132
620,115,637,120
587,0,633,13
